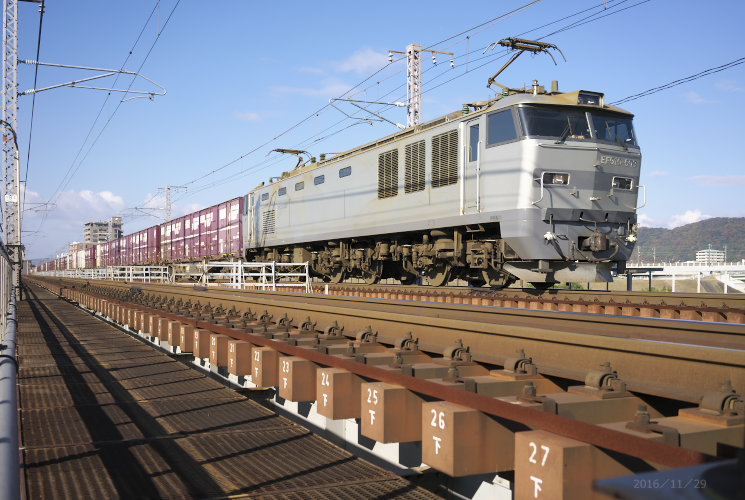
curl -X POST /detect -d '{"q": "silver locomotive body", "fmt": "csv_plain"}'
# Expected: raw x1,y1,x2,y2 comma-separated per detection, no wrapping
244,86,641,286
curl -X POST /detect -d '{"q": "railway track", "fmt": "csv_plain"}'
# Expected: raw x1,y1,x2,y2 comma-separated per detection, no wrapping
313,283,745,324
29,276,744,498
35,277,744,402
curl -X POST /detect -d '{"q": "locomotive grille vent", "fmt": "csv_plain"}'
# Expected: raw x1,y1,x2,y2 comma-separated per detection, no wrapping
378,149,399,199
404,140,425,193
432,129,458,188
262,210,276,234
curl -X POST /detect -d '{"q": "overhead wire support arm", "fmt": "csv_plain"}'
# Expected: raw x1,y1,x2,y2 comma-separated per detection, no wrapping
17,60,167,99
329,98,406,130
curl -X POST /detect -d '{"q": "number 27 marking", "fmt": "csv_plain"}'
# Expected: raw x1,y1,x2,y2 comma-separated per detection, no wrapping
528,442,550,466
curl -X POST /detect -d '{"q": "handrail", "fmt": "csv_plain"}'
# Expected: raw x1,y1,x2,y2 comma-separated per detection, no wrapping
0,241,19,500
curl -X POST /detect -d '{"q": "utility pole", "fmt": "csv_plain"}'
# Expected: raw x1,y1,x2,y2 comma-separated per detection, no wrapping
389,44,453,127
158,185,186,222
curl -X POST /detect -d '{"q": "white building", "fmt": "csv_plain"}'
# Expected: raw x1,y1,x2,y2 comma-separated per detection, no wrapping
695,247,725,265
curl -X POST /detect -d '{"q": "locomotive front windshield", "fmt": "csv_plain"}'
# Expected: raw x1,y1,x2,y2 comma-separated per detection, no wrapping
519,106,637,146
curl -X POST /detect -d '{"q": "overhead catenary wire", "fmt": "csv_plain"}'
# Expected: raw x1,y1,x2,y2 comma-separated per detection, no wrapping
610,56,745,105
172,0,645,205
21,0,45,217
44,1,163,207
173,0,547,191
30,1,181,241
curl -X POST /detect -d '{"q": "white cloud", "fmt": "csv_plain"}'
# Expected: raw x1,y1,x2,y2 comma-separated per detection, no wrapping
22,189,128,259
637,214,655,227
54,190,125,220
666,209,711,228
715,79,744,92
682,91,716,104
273,78,351,97
234,111,262,122
647,170,670,178
333,47,389,74
690,175,745,186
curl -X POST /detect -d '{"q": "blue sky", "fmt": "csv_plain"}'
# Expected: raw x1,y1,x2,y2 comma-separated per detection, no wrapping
15,0,745,259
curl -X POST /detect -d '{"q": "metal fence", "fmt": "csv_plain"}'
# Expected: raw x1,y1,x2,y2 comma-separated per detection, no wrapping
33,261,312,292
34,266,171,283
0,243,19,500
174,261,311,292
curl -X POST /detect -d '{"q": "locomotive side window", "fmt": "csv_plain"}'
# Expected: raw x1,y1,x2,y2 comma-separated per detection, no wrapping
469,125,479,161
432,129,458,188
339,166,352,178
314,175,325,185
378,149,399,198
487,110,518,145
295,181,304,191
261,192,269,201
278,187,287,196
543,172,570,185
519,106,590,140
404,140,425,193
591,112,637,146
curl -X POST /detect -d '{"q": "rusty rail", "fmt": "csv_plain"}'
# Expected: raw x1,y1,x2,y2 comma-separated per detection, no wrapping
36,278,738,470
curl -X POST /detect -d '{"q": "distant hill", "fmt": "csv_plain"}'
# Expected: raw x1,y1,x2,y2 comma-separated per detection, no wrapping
630,217,745,263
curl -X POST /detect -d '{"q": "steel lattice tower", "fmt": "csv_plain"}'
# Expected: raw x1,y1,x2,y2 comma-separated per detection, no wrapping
2,0,21,297
405,43,422,128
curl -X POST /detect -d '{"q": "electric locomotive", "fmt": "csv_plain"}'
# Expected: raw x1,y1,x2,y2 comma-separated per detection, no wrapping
244,79,641,287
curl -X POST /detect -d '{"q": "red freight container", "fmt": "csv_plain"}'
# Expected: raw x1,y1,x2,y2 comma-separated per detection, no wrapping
160,223,170,262
146,225,160,263
131,232,141,265
207,205,219,258
184,213,195,261
172,217,186,261
119,236,128,266
111,239,122,266
197,209,208,260
85,245,97,269
217,197,243,258
130,227,157,265
189,213,200,260
218,200,229,257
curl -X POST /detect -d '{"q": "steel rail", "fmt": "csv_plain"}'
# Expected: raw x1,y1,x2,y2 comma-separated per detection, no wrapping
74,280,745,347
39,278,745,403
323,283,745,309
53,283,719,470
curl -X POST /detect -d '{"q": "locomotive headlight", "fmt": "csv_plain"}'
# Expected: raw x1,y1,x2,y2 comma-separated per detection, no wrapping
612,177,633,190
543,172,570,185
577,91,604,106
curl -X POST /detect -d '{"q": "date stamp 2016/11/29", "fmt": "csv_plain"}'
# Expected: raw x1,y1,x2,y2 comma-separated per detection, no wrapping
634,479,707,489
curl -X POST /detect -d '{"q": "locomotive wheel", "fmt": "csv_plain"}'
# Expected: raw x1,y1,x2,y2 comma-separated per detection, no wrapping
362,262,383,285
425,262,452,286
329,269,346,283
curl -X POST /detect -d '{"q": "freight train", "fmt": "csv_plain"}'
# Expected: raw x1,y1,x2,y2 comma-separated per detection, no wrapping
35,79,642,288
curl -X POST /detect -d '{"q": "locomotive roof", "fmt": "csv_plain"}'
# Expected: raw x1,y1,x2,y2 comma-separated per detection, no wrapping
252,87,634,192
